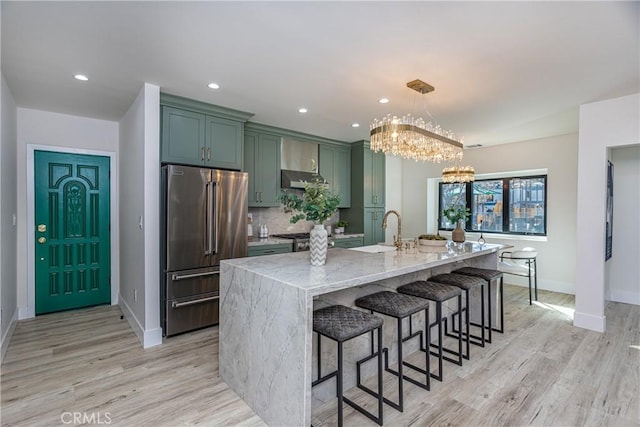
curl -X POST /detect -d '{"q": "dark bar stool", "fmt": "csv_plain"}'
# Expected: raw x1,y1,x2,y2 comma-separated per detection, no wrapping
453,266,505,337
397,280,464,382
355,291,430,413
429,273,487,353
313,305,384,427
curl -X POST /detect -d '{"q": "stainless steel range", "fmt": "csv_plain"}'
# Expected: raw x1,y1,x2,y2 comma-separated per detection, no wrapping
271,233,311,251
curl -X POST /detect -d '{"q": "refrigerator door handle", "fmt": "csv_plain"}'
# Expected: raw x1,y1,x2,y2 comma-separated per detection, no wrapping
212,181,219,254
204,182,214,255
171,270,220,281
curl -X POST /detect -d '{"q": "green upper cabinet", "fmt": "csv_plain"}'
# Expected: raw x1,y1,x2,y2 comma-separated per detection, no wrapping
205,115,243,170
319,145,351,208
244,130,281,207
160,94,253,170
161,106,206,165
363,145,385,207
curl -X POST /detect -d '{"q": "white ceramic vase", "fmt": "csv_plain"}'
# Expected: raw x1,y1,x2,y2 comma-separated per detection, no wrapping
309,224,328,266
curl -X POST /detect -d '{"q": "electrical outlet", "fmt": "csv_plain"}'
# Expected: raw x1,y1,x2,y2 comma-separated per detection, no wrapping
134,288,138,302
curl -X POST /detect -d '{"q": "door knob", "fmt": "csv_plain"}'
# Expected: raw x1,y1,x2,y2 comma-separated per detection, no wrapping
38,224,46,232
38,237,46,244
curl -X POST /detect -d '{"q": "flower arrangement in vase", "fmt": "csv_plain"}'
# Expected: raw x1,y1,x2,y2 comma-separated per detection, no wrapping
443,205,470,243
280,176,341,265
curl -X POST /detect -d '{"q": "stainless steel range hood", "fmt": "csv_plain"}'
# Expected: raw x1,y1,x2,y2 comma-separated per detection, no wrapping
281,138,325,189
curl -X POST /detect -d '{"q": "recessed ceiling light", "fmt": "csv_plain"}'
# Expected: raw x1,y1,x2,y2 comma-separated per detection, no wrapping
352,123,360,128
207,83,220,89
298,108,308,113
378,98,389,104
74,74,88,81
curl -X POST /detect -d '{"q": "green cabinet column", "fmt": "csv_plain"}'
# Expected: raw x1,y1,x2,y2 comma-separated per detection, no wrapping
341,140,386,245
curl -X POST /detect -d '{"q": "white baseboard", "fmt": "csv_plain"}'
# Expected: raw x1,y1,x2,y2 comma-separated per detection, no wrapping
573,311,606,332
609,290,640,306
118,296,162,349
18,305,35,320
503,277,575,295
1,308,19,362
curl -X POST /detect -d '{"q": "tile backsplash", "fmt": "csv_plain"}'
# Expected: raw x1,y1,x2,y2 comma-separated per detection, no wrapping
249,207,340,235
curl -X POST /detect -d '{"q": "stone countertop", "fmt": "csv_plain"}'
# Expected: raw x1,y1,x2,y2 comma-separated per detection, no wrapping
330,233,364,239
223,242,504,297
247,237,293,247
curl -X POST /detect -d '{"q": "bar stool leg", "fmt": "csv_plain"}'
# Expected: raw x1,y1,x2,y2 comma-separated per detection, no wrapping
337,342,344,427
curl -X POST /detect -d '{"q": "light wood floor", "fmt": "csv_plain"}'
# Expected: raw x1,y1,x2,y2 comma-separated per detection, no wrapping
1,285,638,427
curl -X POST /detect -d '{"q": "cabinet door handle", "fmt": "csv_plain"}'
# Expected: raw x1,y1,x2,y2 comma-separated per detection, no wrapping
255,192,259,202
201,147,205,161
207,147,211,161
259,192,263,202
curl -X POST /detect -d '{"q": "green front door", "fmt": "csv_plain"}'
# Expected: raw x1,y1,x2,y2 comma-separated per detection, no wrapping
34,150,111,314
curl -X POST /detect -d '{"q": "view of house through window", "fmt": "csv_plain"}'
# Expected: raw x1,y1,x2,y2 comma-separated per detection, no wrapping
439,175,547,236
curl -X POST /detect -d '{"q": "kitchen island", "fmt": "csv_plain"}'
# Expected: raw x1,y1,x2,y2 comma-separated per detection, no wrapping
220,242,505,427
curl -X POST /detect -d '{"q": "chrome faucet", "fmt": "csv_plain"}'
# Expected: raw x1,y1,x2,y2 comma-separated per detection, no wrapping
382,210,402,251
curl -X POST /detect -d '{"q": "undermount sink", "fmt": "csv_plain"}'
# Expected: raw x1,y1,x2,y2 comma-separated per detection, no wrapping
350,244,398,253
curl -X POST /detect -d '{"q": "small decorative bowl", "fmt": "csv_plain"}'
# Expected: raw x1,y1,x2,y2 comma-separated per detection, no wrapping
418,238,448,247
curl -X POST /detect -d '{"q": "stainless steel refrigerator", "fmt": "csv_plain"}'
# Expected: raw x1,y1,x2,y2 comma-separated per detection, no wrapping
161,164,248,336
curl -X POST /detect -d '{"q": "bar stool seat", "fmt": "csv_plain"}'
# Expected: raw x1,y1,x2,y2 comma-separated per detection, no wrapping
430,273,487,350
355,291,430,412
453,266,505,336
397,280,464,382
314,305,384,341
313,305,384,426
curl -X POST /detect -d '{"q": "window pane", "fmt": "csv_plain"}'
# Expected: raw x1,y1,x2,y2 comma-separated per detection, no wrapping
439,183,466,229
509,177,545,234
471,180,504,232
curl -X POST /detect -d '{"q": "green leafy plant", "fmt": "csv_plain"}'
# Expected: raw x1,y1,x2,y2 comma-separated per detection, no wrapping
336,219,348,228
443,205,471,225
280,177,341,225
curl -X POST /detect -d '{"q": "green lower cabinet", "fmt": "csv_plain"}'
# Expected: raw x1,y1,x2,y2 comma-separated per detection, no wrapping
248,243,292,257
332,236,363,248
363,208,386,246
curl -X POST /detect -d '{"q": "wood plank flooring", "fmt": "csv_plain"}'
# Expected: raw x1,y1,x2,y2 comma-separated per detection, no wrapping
1,285,638,426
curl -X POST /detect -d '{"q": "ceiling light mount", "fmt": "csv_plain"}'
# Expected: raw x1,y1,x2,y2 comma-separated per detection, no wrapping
406,79,434,94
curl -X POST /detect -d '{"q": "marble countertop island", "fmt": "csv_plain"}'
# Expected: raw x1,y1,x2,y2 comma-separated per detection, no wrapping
220,243,504,426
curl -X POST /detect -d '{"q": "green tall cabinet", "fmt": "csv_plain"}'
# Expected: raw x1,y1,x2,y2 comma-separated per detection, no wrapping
341,140,386,246
244,129,281,207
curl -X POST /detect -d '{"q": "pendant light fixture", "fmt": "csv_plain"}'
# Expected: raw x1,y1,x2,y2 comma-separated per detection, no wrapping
370,79,464,163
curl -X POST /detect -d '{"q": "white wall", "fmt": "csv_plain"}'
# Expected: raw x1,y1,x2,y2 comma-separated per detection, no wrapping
16,108,119,319
576,93,640,332
608,145,640,305
1,75,18,360
384,155,403,243
118,83,161,348
400,133,578,295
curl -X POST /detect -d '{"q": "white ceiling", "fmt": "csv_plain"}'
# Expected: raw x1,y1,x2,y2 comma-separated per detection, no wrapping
2,1,638,146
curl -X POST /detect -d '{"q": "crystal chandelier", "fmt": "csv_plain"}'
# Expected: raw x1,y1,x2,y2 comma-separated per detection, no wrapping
370,79,464,163
442,165,475,183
